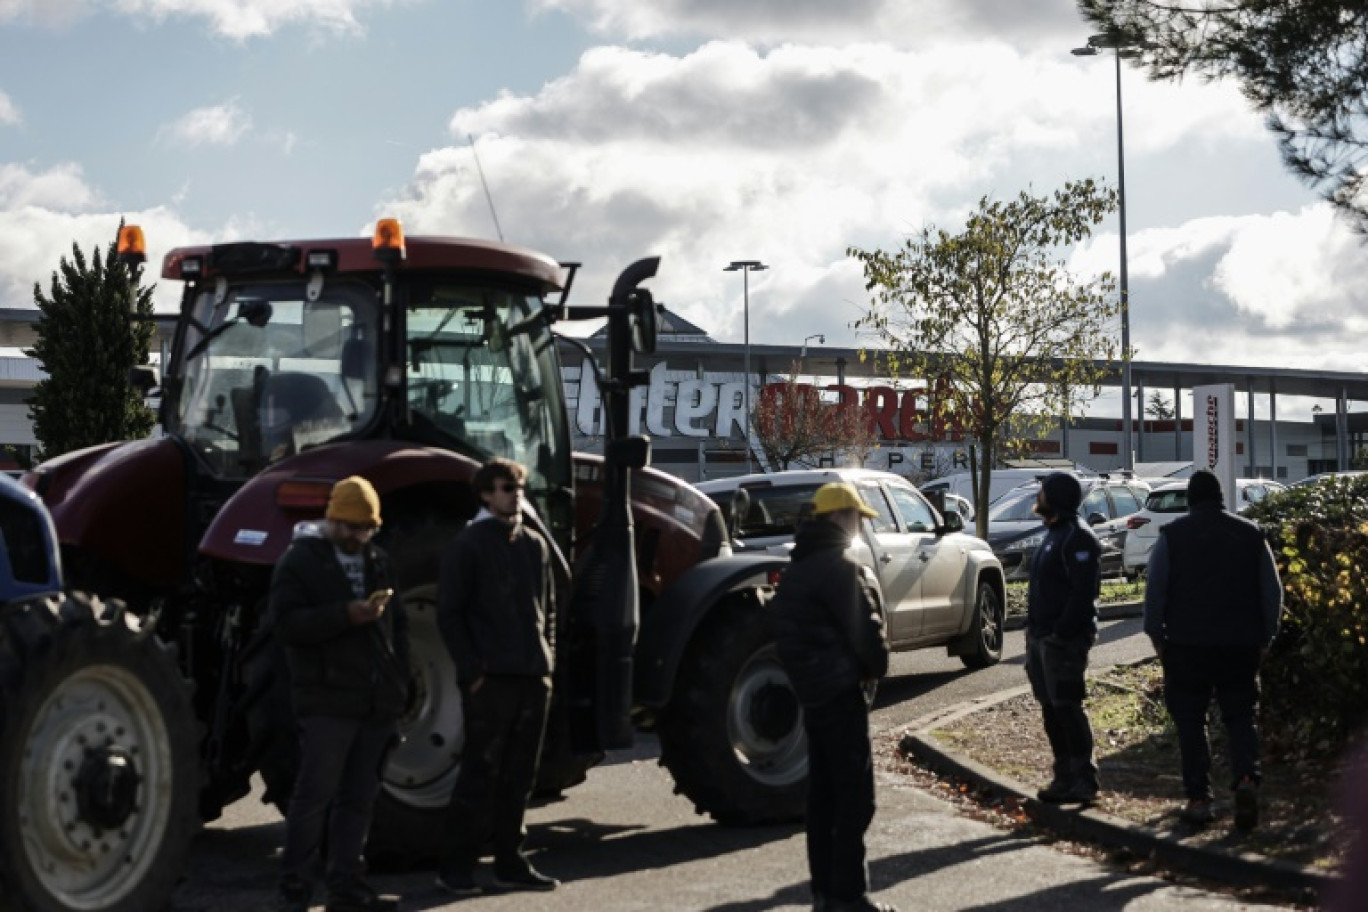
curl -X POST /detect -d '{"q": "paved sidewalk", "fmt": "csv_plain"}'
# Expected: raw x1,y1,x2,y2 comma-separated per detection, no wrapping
900,684,1334,905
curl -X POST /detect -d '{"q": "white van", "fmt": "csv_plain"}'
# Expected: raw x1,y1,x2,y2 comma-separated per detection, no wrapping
920,468,1096,508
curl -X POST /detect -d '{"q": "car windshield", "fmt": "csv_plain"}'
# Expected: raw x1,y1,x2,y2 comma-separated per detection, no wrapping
173,282,381,477
404,285,569,506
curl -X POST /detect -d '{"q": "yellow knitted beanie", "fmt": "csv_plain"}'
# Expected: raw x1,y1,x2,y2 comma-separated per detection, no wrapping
326,476,382,527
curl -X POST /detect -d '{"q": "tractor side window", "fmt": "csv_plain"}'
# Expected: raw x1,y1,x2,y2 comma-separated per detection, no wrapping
404,287,569,513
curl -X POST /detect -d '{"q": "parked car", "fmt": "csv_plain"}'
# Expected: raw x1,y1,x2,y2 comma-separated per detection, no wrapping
696,468,1008,668
1121,478,1286,576
985,474,1151,582
920,467,1096,510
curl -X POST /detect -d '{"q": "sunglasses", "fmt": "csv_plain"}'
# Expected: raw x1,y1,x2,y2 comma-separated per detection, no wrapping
494,482,523,493
341,521,378,535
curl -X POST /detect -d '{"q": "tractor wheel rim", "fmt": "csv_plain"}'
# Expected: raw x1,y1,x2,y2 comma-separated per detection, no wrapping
380,586,464,808
20,664,174,907
726,647,807,787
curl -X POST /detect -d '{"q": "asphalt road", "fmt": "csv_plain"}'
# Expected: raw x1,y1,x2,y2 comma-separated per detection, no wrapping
171,617,1278,911
872,615,1153,730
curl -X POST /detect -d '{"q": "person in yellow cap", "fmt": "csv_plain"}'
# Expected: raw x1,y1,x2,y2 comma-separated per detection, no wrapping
770,482,893,912
269,475,410,912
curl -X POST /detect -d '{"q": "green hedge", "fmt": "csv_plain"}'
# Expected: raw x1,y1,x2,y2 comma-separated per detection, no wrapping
1246,476,1368,755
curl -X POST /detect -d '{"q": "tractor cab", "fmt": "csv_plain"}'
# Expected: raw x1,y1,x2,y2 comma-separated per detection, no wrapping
141,221,577,549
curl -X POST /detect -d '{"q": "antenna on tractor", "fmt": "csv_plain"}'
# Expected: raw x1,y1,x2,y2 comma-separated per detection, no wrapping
468,134,505,242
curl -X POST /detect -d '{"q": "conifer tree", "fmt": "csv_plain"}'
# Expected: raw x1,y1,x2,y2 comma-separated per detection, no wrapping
26,223,156,459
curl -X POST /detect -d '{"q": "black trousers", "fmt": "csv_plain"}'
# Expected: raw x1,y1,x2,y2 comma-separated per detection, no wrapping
281,715,396,893
1025,632,1098,786
440,675,551,870
1162,642,1262,800
803,686,876,904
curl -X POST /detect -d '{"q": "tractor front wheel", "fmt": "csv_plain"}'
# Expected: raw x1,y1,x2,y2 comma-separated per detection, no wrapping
0,592,199,912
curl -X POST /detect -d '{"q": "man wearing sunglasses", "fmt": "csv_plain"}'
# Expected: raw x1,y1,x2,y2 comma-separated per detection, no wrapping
270,475,410,912
435,458,558,896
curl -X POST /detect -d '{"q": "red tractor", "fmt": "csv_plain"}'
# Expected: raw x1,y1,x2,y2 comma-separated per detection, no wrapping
3,222,802,912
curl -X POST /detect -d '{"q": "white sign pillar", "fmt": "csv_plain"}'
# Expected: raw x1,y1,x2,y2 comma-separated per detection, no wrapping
1192,383,1238,512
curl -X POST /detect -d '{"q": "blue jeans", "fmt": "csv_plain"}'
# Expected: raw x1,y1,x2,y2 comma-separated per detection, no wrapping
281,715,396,894
1025,632,1098,786
803,686,875,903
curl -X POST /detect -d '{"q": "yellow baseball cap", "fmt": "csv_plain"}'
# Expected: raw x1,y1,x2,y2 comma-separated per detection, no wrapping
812,482,878,518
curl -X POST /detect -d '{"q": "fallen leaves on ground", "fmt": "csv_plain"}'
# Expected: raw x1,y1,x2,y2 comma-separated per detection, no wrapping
877,659,1357,910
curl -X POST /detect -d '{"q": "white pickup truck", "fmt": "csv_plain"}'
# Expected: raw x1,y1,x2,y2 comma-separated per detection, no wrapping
697,467,1008,669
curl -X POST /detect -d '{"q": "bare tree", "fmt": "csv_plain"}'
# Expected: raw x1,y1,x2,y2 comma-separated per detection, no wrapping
753,367,879,471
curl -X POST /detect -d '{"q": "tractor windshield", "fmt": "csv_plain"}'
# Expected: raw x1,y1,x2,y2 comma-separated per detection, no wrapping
405,285,569,503
172,282,381,477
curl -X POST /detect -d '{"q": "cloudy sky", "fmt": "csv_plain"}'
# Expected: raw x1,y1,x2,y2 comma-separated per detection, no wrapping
1,0,1363,420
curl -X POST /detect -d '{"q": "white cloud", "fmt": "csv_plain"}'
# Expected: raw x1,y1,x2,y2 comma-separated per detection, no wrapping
0,0,411,39
380,39,1281,356
0,163,237,311
1071,204,1368,372
0,90,19,126
0,163,102,211
533,0,1083,47
159,100,252,147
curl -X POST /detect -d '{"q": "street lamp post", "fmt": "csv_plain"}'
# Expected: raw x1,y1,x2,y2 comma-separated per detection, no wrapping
724,260,768,473
800,334,824,359
1073,32,1147,472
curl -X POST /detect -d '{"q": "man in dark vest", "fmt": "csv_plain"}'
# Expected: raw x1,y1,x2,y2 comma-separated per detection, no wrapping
1143,469,1283,829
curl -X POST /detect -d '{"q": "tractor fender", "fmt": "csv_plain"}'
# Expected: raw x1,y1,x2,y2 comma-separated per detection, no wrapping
634,552,788,709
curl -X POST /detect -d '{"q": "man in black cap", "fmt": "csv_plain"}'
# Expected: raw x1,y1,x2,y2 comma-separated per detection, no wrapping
1144,469,1282,829
1025,472,1102,804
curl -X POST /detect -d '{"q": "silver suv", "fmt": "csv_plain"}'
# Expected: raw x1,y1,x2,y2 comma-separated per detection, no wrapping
697,468,1008,669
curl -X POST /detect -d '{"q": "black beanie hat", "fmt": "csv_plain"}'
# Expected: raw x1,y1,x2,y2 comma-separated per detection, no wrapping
1040,472,1083,515
1187,469,1223,506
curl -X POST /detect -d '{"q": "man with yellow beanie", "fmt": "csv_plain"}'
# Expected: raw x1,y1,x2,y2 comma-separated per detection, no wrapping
270,476,410,912
770,482,893,912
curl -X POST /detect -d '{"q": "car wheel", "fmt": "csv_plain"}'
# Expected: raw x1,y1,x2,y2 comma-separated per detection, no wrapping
959,580,1004,669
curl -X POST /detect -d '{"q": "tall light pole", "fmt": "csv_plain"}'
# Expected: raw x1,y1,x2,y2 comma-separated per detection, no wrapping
1073,32,1148,472
724,259,768,473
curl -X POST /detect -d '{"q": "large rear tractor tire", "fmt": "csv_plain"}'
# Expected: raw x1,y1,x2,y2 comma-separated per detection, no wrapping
0,592,199,912
657,603,807,825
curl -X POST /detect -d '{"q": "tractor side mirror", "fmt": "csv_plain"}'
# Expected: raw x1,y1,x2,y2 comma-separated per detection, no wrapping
129,365,160,394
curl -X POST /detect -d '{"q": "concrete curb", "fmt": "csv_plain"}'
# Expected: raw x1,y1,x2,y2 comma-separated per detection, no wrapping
898,691,1335,900
1005,598,1143,632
